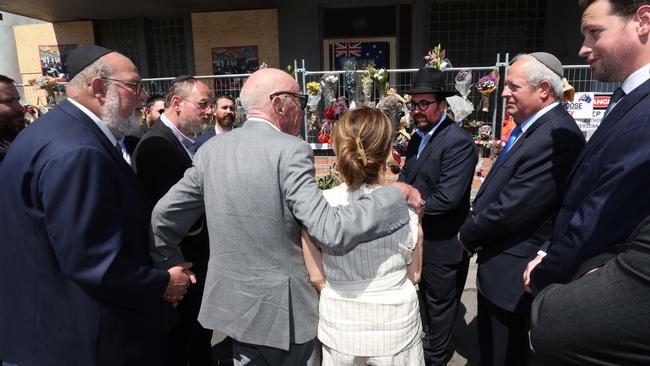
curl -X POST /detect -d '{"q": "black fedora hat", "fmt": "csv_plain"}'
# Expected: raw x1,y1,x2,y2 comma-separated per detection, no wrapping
402,68,458,97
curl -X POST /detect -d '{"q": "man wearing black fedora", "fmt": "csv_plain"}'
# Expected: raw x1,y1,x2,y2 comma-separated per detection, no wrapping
398,67,477,365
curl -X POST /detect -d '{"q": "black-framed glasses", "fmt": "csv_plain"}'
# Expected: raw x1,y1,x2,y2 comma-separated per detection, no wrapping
406,100,438,111
270,91,308,109
101,77,145,95
182,98,214,110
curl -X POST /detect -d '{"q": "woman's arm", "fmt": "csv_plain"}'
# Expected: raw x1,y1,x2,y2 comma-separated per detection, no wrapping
407,225,424,284
301,227,326,293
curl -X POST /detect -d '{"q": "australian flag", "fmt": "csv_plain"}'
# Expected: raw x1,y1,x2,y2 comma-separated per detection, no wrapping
330,41,390,70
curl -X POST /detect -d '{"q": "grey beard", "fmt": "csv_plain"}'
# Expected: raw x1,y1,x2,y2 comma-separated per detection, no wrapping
101,88,142,139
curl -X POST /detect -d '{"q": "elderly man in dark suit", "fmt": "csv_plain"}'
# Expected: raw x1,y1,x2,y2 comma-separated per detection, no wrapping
526,0,650,294
459,53,585,366
398,68,478,366
0,46,194,366
132,76,214,366
527,0,650,363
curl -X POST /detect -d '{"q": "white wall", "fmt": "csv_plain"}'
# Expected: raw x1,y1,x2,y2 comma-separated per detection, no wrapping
0,12,46,82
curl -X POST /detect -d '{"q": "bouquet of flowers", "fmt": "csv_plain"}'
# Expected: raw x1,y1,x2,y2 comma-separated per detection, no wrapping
317,164,340,190
333,96,348,117
476,72,498,112
24,104,43,125
342,58,357,108
29,76,60,107
455,69,472,99
321,74,339,106
361,66,375,103
424,44,451,70
318,114,335,144
306,81,322,108
374,67,389,96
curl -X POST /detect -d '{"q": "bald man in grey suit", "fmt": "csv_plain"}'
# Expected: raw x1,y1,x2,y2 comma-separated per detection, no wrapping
151,68,424,366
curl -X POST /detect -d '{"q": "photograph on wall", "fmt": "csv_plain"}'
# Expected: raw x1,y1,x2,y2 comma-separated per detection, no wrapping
39,44,77,81
211,46,259,75
323,38,396,71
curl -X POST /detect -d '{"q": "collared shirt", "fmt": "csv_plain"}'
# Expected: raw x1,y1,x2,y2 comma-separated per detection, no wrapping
621,63,650,96
513,101,560,146
68,98,117,147
117,137,132,165
414,113,447,158
160,113,196,159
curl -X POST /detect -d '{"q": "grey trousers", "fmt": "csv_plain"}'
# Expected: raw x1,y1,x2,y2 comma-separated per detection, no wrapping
530,259,650,366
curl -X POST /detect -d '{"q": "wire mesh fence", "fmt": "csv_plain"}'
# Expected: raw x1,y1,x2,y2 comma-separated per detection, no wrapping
15,62,617,142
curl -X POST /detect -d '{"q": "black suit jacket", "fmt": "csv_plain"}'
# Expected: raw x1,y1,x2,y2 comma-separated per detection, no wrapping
123,135,140,157
132,119,209,272
531,78,650,294
398,117,478,264
460,104,585,313
0,100,172,366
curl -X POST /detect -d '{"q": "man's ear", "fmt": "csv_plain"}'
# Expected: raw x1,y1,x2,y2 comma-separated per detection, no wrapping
636,5,650,37
271,95,284,114
90,77,105,99
171,95,182,113
538,80,552,99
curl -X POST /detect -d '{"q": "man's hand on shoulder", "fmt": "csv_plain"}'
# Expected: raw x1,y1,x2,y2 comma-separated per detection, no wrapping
393,182,425,218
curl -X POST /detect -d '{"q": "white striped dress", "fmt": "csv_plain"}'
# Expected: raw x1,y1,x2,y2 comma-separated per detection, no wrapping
317,183,422,357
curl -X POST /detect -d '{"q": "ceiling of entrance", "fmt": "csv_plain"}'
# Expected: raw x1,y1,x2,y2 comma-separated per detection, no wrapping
1,0,277,22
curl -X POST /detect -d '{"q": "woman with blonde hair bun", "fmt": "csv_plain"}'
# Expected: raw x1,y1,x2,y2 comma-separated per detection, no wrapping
302,106,424,365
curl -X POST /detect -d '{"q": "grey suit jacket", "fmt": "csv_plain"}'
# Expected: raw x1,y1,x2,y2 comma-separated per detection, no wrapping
151,118,409,350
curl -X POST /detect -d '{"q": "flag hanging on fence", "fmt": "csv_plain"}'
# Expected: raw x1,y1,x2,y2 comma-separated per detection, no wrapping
328,40,391,70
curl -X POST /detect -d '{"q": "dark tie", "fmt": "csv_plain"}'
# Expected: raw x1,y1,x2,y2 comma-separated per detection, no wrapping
114,142,122,155
495,124,523,165
603,87,625,118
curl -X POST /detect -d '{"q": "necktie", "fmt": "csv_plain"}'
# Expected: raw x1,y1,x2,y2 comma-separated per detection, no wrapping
114,142,122,155
603,87,625,118
495,124,523,165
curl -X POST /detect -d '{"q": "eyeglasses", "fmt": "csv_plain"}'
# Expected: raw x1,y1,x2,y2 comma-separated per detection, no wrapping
406,100,438,111
270,91,308,110
182,98,214,110
101,77,145,95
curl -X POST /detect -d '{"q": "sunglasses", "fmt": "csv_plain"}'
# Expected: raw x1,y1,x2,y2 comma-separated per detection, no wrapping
269,91,308,110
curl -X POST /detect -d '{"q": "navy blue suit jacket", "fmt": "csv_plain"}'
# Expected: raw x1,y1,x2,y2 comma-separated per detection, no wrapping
460,104,585,313
398,118,478,264
0,100,173,366
194,128,216,150
531,79,650,294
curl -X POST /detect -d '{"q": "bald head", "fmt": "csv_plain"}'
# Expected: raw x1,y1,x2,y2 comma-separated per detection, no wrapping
240,68,304,135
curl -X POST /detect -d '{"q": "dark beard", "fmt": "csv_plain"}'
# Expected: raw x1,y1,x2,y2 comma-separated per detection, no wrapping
0,116,26,141
217,116,234,130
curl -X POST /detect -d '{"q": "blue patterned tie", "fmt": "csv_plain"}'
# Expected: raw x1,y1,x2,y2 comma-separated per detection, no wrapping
495,124,523,165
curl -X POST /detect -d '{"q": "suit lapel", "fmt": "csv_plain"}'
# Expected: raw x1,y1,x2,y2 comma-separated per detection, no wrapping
404,119,453,183
152,119,193,165
565,79,650,185
474,105,562,201
59,100,131,169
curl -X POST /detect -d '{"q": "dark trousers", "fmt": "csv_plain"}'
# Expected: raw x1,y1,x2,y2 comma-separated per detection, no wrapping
232,339,315,366
419,257,469,366
530,260,650,366
477,292,530,366
167,280,213,366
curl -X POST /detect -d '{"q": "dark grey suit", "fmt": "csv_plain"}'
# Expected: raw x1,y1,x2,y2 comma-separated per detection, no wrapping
150,118,409,363
398,117,477,365
530,215,650,365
